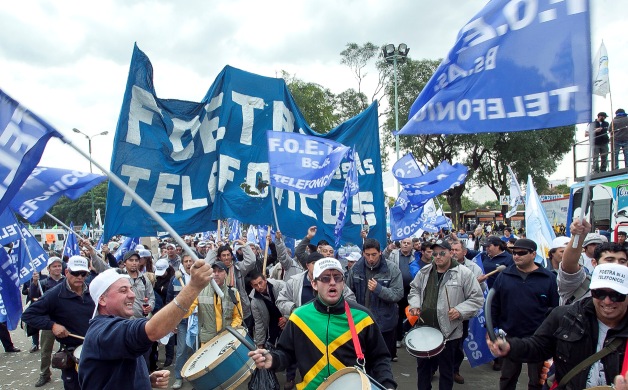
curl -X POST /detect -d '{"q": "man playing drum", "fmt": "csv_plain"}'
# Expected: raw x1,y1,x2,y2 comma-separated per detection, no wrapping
248,258,397,389
77,259,214,389
407,239,484,390
489,263,628,389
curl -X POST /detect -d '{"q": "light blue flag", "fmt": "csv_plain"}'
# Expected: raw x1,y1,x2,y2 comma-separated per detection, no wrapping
267,131,350,195
81,223,88,235
257,225,275,252
0,247,23,330
398,0,591,135
113,237,141,263
0,90,63,213
95,235,104,251
228,219,242,241
104,45,386,249
63,223,80,258
525,175,556,264
246,226,258,244
9,167,106,222
393,155,468,207
334,148,359,246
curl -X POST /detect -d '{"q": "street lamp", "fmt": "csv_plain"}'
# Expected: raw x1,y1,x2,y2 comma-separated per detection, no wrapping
382,43,410,194
72,128,109,231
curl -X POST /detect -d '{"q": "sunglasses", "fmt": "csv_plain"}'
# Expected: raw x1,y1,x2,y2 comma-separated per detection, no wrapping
591,289,627,302
317,274,344,284
434,251,448,257
70,271,89,278
512,250,531,257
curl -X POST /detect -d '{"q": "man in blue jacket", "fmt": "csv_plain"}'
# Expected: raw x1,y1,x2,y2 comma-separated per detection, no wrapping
490,238,559,390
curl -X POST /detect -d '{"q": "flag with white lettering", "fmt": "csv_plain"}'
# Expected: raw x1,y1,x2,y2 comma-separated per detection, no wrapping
267,131,350,195
257,225,275,252
393,154,468,207
0,209,24,246
113,236,140,263
11,226,48,284
334,148,359,246
390,194,448,240
0,247,22,330
525,175,556,263
592,42,609,97
0,90,64,213
63,222,80,258
104,45,385,247
9,167,106,222
506,165,524,218
397,0,591,135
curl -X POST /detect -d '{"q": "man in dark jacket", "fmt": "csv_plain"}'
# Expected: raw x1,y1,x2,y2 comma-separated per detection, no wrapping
613,108,628,169
348,238,403,361
478,236,514,289
489,262,628,389
490,239,559,390
587,112,610,172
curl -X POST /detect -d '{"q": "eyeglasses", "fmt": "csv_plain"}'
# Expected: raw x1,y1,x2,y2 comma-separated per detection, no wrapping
69,271,88,278
512,250,531,257
591,289,627,302
434,251,448,257
317,274,344,283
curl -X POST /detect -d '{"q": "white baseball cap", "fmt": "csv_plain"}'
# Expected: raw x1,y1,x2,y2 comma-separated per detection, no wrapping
154,259,169,277
345,252,361,262
313,257,344,279
67,256,89,272
590,263,628,295
551,236,571,250
138,249,152,258
47,256,63,268
89,269,131,318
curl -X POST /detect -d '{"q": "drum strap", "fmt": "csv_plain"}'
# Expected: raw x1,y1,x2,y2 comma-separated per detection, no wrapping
344,300,365,368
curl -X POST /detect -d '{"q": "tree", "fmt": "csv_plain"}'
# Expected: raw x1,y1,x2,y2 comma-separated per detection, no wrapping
43,181,108,226
282,71,339,133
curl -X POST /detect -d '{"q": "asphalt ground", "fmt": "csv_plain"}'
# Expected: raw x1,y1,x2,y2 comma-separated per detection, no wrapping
0,326,534,389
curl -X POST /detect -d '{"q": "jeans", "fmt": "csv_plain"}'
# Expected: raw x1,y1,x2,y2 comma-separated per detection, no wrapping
615,140,628,169
499,356,543,390
174,319,192,380
593,143,608,172
416,337,460,390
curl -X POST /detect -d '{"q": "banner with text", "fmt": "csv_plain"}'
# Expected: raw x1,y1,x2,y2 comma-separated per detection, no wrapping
104,45,386,246
398,0,591,135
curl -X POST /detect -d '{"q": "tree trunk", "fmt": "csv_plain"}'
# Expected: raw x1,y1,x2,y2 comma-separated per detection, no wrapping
446,183,466,230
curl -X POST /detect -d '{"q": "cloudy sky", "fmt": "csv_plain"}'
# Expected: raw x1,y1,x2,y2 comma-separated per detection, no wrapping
1,0,624,188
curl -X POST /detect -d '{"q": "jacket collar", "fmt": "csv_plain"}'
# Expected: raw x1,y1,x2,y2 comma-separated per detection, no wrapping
313,295,345,315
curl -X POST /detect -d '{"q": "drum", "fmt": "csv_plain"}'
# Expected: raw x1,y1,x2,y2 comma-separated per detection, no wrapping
181,327,255,390
73,345,82,370
318,367,376,389
403,326,445,358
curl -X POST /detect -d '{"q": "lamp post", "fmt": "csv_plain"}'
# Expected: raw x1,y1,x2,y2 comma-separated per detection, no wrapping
382,43,410,194
72,128,108,231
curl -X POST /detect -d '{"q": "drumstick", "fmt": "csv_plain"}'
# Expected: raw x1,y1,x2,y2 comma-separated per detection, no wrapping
484,264,507,278
68,333,85,340
225,326,256,352
445,286,451,311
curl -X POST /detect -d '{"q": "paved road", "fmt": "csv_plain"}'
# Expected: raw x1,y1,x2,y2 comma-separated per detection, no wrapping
0,326,535,390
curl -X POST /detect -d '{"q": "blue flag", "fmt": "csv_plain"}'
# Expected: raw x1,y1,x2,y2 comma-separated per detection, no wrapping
9,167,106,222
104,45,386,248
462,254,494,367
257,225,275,252
267,131,349,195
228,218,242,241
391,194,445,240
334,148,359,246
113,237,140,263
398,0,590,136
81,223,88,235
12,229,48,284
0,209,24,246
95,235,104,251
393,155,468,207
246,226,258,244
64,223,80,258
0,248,23,330
0,90,64,213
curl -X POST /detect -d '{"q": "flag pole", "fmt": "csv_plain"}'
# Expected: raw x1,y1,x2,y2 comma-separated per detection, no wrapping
572,124,596,248
269,185,280,232
61,137,224,298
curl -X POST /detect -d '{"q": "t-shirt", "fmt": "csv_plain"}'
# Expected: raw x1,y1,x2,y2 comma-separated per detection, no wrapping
78,315,154,390
586,320,610,387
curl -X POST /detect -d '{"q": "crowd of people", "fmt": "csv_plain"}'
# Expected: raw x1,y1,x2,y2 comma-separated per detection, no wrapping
5,219,628,389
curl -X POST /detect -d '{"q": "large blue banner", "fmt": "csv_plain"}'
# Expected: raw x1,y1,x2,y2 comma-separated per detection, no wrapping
268,131,349,195
0,90,63,213
398,0,591,135
104,45,386,247
10,167,106,222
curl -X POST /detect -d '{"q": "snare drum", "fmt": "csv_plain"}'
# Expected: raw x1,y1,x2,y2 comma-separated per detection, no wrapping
181,327,255,390
404,326,445,358
318,367,376,389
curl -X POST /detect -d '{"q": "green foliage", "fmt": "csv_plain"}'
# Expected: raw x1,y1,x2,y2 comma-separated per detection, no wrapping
282,71,339,133
42,181,108,226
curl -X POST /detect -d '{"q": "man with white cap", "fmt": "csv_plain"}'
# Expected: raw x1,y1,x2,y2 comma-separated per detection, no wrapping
488,263,628,389
78,258,213,389
248,257,397,390
545,236,570,273
580,232,607,274
165,243,181,269
22,256,95,390
28,256,66,387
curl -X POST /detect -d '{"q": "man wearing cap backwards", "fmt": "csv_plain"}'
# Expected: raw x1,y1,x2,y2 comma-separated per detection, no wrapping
249,257,397,390
22,256,95,390
613,108,628,169
28,257,66,387
559,219,628,305
489,238,559,390
545,236,571,273
348,238,403,361
407,239,484,390
78,258,213,389
489,262,628,389
586,111,610,173
477,236,514,289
